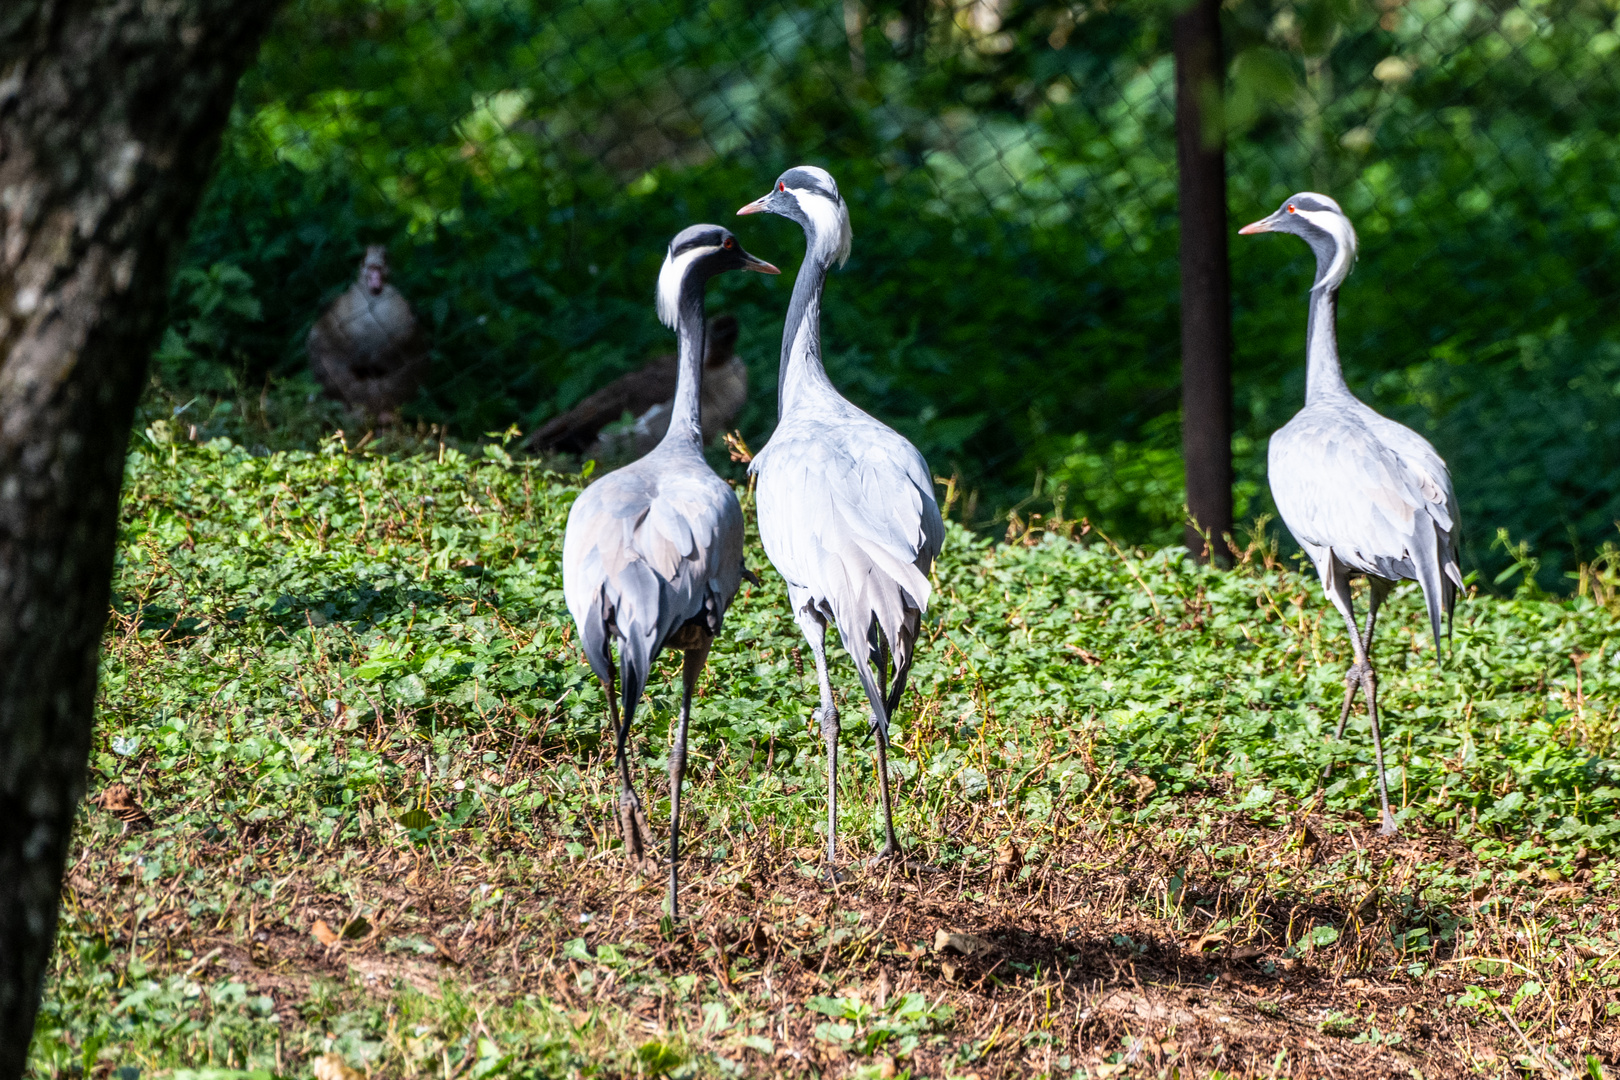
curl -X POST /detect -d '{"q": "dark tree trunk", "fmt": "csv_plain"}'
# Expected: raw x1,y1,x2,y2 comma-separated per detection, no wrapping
1174,0,1233,565
0,2,278,1068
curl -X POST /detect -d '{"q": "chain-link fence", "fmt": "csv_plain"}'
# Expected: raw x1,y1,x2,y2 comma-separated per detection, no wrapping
160,0,1620,583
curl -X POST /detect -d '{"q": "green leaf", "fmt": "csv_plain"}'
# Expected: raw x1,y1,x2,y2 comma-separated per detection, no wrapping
1309,925,1340,948
634,1040,683,1075
396,809,433,831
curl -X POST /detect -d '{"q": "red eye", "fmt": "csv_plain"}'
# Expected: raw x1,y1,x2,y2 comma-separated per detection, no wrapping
723,236,734,248
1287,204,1296,213
777,181,785,192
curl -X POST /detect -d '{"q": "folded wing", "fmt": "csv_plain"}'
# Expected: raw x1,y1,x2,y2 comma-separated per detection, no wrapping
563,464,745,696
1269,408,1461,648
753,418,943,672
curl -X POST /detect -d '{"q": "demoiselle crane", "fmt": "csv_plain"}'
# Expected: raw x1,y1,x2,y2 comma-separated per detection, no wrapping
1240,193,1462,835
738,167,945,870
562,225,778,916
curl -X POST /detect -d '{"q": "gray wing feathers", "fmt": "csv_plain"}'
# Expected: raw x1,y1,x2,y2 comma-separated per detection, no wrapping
563,458,745,694
1269,406,1461,650
753,417,942,681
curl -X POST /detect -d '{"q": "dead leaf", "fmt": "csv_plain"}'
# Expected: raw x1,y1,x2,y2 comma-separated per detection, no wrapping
432,935,462,965
1064,644,1102,665
933,928,995,956
312,1054,363,1080
311,920,340,947
992,841,1022,882
940,959,959,981
723,430,753,464
1189,932,1228,953
875,968,891,1010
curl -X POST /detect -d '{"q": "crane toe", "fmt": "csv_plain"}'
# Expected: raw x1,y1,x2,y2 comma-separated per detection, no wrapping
618,795,654,859
863,851,942,874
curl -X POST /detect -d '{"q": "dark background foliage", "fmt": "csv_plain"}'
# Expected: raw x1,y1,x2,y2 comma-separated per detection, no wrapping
160,0,1620,586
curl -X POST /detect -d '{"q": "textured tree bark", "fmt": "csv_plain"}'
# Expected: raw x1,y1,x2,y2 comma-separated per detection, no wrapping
0,2,278,1068
1174,0,1234,565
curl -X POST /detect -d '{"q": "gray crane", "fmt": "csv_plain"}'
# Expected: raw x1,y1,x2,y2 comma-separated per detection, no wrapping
738,167,945,870
561,224,778,916
1240,192,1462,835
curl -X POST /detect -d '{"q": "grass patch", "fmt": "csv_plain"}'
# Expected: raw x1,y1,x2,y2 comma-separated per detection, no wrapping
30,428,1620,1076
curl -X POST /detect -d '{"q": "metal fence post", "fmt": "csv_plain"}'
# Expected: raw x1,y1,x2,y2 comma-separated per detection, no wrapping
1174,0,1233,565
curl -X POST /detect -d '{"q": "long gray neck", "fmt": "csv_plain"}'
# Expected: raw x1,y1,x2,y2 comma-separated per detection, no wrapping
777,238,839,414
1304,279,1351,405
659,282,708,452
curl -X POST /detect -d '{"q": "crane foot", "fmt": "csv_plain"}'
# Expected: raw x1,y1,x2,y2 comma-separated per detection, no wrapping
865,852,943,875
866,843,902,866
619,798,653,859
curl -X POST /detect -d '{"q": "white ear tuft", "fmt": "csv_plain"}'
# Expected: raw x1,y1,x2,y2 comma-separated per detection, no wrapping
833,199,853,268
794,189,853,269
1293,203,1359,288
656,246,710,329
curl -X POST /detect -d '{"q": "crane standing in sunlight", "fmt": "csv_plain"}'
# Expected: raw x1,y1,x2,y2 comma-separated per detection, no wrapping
1240,192,1462,835
738,167,945,872
562,224,777,917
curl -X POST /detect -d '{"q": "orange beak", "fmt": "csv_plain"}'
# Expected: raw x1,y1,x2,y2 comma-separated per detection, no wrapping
1238,216,1277,235
737,194,770,216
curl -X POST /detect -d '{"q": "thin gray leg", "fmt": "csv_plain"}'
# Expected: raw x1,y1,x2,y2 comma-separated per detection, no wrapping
796,608,840,871
1321,573,1397,833
1331,589,1382,744
667,643,709,920
850,633,900,860
1359,581,1396,834
607,675,649,859
1321,575,1363,785
870,715,899,858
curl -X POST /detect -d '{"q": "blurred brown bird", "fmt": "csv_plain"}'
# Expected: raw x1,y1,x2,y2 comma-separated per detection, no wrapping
307,245,430,424
312,1053,363,1080
92,782,152,834
523,313,747,459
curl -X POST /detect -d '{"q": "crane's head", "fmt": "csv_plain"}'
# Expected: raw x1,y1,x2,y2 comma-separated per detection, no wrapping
1239,193,1358,291
656,224,779,330
359,245,390,296
737,166,853,269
